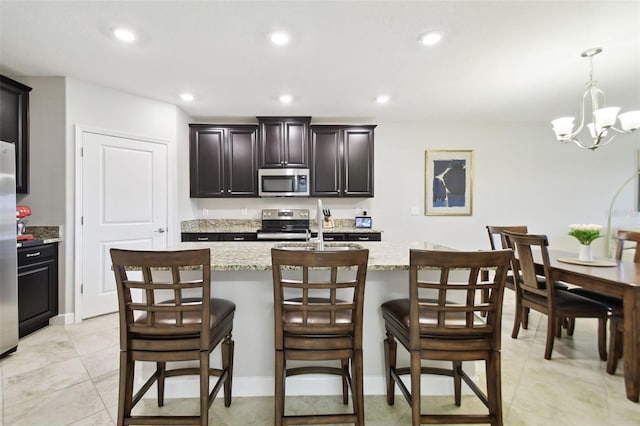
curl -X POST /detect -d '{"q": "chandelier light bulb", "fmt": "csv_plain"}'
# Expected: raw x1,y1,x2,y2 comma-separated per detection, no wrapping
618,111,640,131
551,117,575,138
594,107,621,128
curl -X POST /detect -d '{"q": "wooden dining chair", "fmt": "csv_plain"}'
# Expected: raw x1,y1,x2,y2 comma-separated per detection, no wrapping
503,232,608,360
489,226,572,332
381,249,512,426
110,248,235,426
568,229,640,373
271,247,369,426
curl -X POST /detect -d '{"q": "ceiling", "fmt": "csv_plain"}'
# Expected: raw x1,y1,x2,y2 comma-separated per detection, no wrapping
1,0,639,123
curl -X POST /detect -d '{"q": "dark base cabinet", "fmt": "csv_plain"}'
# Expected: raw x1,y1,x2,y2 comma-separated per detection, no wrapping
182,232,258,242
314,232,382,242
18,243,58,338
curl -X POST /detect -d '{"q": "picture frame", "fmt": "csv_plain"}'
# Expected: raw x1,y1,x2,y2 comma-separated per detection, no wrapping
425,150,473,216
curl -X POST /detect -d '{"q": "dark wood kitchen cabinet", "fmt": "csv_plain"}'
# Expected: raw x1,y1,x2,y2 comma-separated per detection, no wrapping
258,117,311,168
0,75,32,193
310,125,376,197
18,242,59,338
181,232,258,242
189,124,258,197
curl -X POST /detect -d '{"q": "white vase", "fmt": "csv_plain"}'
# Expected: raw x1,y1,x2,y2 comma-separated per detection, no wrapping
578,244,593,262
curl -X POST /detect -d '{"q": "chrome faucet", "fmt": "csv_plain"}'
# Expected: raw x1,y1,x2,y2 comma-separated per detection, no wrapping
316,199,324,250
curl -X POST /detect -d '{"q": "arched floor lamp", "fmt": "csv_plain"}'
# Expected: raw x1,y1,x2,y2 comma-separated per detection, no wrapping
605,170,640,257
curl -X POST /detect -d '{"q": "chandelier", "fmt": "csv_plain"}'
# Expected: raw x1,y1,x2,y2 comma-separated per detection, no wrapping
551,47,640,151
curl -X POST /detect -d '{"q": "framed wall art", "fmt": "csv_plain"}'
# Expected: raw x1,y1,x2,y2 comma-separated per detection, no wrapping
425,150,473,216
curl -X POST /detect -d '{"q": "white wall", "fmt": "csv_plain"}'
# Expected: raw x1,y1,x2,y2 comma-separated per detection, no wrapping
371,121,640,252
17,77,66,225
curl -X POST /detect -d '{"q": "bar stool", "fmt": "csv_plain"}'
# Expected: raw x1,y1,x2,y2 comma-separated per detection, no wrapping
271,247,369,426
381,249,512,426
110,248,235,426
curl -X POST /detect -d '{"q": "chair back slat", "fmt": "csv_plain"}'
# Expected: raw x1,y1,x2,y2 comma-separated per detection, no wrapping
110,248,212,350
409,249,511,347
271,248,369,347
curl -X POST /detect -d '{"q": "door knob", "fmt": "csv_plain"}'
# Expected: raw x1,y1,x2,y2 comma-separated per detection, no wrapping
154,228,166,233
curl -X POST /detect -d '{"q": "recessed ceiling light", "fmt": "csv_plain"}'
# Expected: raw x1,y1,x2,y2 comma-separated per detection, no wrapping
180,93,194,102
270,32,290,46
376,95,390,104
279,94,293,104
417,31,442,46
113,27,137,43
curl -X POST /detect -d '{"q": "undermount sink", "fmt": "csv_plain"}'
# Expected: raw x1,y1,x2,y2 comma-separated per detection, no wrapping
274,242,364,251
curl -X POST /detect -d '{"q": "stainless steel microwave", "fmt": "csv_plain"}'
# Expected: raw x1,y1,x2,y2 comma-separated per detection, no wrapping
258,168,310,197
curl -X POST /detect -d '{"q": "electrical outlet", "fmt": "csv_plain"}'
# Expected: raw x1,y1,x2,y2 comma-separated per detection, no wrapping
241,208,248,216
410,206,419,216
202,208,209,217
354,207,362,215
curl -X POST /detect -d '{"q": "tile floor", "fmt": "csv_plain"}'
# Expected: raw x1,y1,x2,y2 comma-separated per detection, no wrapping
1,296,640,425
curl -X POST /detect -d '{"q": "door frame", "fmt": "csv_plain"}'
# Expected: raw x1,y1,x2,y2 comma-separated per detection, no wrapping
74,125,173,322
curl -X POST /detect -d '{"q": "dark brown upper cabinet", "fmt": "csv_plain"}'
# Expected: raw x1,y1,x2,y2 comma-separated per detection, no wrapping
189,124,258,197
310,125,376,197
258,116,311,168
1,75,32,193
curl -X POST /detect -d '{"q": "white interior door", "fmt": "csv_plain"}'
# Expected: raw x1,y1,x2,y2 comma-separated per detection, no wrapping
80,129,168,319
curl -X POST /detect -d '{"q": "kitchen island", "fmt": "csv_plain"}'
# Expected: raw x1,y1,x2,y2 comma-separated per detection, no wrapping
163,240,473,399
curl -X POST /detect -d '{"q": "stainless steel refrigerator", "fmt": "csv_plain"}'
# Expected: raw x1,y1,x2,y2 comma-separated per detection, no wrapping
0,140,18,357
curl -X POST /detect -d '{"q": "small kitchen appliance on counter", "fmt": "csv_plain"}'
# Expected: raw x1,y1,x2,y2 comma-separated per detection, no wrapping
256,209,311,241
16,205,34,241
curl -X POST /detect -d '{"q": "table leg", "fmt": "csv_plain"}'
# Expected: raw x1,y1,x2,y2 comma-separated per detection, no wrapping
623,287,640,402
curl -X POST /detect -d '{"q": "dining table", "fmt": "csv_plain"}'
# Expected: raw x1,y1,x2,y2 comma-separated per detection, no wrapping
542,249,640,402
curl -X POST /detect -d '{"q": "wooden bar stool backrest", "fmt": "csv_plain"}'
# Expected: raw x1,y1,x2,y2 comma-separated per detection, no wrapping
271,247,369,425
110,248,235,426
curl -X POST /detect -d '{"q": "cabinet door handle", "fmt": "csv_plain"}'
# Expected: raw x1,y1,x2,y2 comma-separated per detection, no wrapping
26,251,41,258
154,228,166,233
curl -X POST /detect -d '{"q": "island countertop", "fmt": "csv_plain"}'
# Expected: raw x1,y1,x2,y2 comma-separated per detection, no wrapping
175,240,453,271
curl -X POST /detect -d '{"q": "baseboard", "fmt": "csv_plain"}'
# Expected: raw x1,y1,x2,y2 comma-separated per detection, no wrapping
49,313,74,326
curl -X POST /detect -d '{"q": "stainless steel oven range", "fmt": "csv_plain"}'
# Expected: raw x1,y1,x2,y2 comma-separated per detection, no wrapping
256,209,310,241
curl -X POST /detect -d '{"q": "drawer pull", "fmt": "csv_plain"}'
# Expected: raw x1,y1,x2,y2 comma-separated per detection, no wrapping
197,237,209,241
26,251,41,257
233,237,244,241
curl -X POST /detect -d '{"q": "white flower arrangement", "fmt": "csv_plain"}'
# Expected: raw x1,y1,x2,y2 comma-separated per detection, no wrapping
568,224,603,245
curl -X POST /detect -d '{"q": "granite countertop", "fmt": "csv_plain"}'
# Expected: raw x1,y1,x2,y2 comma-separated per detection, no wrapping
181,219,382,234
174,240,451,271
17,226,62,248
